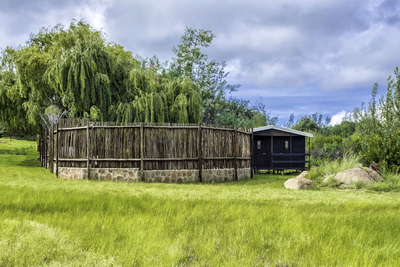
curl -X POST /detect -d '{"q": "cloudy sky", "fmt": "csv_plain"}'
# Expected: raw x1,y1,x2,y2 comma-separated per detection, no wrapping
1,0,399,125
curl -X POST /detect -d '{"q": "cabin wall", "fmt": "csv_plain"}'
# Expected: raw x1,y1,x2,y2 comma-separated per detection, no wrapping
253,129,308,170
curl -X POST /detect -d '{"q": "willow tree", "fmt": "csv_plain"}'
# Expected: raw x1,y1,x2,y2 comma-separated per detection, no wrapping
0,20,203,132
109,65,202,124
0,49,32,133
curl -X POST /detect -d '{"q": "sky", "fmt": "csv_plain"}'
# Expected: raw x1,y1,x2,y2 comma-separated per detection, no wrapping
1,0,400,125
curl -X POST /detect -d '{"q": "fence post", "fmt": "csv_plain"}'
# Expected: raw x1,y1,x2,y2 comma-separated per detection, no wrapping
56,123,59,177
140,123,144,181
198,123,202,182
234,125,238,181
251,127,254,178
50,124,54,173
87,124,90,180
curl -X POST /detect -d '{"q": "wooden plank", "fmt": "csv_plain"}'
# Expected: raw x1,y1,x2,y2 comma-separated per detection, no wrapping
91,158,141,162
234,125,238,181
202,126,234,132
56,123,59,177
144,125,198,129
56,158,87,162
140,123,144,180
198,124,202,182
144,158,199,161
251,127,254,178
93,125,141,129
50,124,54,173
59,126,88,131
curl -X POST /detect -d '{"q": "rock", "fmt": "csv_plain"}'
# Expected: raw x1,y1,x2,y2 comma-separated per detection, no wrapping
333,168,383,186
297,171,308,178
361,167,383,182
284,177,315,190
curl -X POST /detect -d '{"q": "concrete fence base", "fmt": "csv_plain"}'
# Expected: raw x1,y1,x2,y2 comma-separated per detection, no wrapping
57,167,251,183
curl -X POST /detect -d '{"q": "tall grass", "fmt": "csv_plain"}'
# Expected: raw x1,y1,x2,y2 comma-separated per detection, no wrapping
307,153,361,183
1,138,400,266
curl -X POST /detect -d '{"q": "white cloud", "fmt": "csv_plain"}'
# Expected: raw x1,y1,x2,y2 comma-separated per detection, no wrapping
330,110,349,125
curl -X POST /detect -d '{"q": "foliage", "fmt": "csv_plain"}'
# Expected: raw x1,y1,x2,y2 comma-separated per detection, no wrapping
354,68,400,168
170,27,270,127
0,21,203,130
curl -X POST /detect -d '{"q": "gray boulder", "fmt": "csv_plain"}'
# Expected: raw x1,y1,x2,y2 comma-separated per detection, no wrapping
284,177,315,190
330,168,383,186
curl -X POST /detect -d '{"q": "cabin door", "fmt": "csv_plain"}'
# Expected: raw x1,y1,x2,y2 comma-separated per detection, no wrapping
254,137,271,169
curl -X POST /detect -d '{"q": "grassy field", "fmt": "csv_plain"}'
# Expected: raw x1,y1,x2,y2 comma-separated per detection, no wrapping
1,137,400,266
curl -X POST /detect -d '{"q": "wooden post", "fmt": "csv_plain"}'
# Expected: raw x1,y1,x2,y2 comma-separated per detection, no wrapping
50,124,54,173
251,127,254,178
234,125,238,181
198,123,202,182
140,123,144,181
271,135,274,170
87,124,90,180
56,123,59,177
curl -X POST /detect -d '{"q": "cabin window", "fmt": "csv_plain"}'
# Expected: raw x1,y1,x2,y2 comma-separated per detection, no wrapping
257,140,261,149
285,141,289,150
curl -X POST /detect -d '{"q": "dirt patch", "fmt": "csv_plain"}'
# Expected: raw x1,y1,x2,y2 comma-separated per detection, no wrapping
0,141,6,144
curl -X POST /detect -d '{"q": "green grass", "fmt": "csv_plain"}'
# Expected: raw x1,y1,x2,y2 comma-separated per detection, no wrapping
1,137,400,266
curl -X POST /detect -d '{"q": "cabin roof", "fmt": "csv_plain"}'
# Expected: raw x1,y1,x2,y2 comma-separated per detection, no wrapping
253,125,314,138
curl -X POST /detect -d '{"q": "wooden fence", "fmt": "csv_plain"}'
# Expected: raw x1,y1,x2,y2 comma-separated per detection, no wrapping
39,119,253,181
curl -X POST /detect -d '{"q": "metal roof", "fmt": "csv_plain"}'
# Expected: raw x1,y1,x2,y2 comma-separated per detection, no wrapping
253,125,314,138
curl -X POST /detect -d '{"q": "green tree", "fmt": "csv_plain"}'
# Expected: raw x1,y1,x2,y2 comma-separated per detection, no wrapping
354,69,400,168
0,21,203,129
170,27,239,124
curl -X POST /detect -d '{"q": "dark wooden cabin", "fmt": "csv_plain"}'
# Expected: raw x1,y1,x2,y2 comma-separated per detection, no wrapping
252,126,313,171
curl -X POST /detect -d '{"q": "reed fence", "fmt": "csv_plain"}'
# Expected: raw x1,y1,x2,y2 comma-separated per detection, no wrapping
40,119,253,181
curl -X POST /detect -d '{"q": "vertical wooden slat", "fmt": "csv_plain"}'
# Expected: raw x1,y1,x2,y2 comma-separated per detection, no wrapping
251,127,254,178
198,123,202,182
87,124,90,180
234,125,238,181
56,123,59,177
140,123,144,181
50,124,54,173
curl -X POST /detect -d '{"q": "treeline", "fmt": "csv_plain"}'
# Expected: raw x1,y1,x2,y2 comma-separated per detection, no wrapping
0,21,271,135
287,72,400,170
